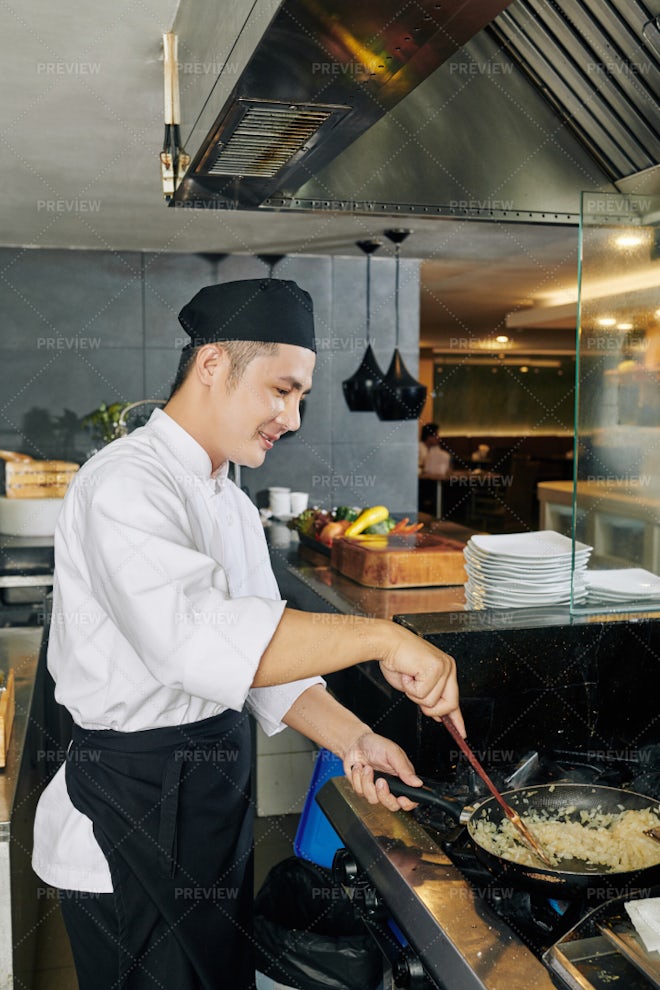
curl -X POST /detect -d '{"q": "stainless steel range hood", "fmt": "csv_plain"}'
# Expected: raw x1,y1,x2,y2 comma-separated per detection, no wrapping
172,0,658,220
172,0,516,208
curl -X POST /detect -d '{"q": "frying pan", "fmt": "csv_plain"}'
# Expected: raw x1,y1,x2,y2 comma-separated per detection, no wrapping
381,777,660,897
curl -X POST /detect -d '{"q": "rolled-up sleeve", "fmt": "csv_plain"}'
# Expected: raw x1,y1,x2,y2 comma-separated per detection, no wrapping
246,677,325,736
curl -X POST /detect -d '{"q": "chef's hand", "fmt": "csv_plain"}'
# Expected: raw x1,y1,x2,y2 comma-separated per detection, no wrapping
343,731,421,812
378,626,465,735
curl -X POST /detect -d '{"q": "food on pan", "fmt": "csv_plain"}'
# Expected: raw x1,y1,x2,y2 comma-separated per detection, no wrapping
471,805,660,872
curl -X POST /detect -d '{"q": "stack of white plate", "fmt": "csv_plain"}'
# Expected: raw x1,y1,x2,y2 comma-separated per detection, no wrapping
464,531,592,610
584,568,660,605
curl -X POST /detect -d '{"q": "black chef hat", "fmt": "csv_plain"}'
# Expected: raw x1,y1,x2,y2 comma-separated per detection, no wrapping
178,278,316,353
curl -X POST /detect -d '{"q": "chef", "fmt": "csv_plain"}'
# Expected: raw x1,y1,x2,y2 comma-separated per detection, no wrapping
32,278,463,990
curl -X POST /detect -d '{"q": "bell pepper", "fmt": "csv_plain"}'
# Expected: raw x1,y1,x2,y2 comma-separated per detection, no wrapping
343,505,390,538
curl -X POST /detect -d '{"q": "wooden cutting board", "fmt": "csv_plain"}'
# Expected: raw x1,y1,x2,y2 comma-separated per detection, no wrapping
330,532,467,588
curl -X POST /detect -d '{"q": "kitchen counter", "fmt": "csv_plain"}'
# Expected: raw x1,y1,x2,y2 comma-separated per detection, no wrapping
267,522,469,619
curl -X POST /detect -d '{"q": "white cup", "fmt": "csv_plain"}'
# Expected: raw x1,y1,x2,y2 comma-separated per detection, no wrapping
269,521,291,547
269,487,291,518
289,491,309,515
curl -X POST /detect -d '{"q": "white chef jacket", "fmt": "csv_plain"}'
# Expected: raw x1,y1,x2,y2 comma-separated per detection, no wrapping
32,408,323,892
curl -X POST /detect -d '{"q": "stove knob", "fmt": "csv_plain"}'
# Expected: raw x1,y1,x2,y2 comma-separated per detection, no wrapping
392,950,427,988
332,847,359,886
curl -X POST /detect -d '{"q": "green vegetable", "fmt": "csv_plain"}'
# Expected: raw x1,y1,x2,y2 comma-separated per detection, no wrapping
364,517,396,534
344,505,390,538
334,506,361,522
294,509,317,538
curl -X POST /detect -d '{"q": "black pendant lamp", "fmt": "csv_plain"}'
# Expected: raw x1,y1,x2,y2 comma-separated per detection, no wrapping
372,229,427,421
257,254,285,278
342,239,385,411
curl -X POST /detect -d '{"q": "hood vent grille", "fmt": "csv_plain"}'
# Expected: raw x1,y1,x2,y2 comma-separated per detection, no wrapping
490,0,660,181
199,99,350,179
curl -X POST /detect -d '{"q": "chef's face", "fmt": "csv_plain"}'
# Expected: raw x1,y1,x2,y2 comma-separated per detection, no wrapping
209,343,315,468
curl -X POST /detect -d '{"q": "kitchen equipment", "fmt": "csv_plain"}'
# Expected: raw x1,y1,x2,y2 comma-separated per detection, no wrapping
0,450,78,498
314,609,660,990
381,777,660,897
0,496,64,537
0,669,15,768
440,713,552,867
330,531,467,588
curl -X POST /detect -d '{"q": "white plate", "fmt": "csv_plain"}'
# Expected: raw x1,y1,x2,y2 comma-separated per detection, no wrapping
464,544,591,567
465,581,583,599
584,568,660,596
464,562,588,584
468,531,592,560
464,557,581,578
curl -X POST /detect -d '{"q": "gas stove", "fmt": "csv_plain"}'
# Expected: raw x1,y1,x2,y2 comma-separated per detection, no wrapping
317,746,660,990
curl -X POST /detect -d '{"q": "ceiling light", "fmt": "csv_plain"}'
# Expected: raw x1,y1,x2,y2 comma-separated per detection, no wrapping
615,234,644,248
495,335,509,344
617,323,633,331
597,317,617,327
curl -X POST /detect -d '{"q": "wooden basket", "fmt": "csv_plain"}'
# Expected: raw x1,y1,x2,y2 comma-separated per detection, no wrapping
0,669,15,768
0,450,79,498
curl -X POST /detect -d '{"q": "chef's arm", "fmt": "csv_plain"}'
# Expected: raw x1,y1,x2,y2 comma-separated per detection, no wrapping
282,683,420,811
253,607,463,730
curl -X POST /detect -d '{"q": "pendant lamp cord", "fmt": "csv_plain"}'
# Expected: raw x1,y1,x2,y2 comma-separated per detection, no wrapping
394,244,400,348
366,253,372,344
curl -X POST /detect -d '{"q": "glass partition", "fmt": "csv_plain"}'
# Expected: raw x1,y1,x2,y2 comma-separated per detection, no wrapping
569,191,660,613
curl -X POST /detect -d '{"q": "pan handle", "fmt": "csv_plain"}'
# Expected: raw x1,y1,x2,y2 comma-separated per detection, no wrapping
376,774,464,821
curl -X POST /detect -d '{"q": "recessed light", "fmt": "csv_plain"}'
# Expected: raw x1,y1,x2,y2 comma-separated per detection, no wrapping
495,335,509,344
597,317,617,327
617,323,633,331
615,234,643,248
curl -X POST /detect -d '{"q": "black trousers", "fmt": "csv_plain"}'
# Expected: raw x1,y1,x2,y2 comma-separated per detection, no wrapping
62,711,256,990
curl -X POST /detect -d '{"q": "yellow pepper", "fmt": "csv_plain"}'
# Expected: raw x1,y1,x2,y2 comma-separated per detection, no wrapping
343,505,390,538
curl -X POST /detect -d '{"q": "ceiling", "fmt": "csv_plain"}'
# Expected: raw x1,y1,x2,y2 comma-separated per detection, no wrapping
1,0,657,350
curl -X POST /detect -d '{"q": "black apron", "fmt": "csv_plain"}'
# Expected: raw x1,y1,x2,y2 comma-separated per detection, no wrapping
65,710,255,990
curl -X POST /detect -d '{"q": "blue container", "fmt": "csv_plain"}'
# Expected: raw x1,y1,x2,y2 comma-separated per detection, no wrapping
294,748,344,869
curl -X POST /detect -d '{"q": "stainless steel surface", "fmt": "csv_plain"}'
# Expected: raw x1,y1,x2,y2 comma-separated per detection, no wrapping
0,575,53,588
175,0,514,210
0,628,42,834
285,553,466,619
318,776,557,990
491,0,660,182
0,626,45,990
544,894,660,990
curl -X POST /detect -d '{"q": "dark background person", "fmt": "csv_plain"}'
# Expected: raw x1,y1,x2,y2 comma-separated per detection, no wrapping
418,421,440,473
32,279,463,990
418,422,452,515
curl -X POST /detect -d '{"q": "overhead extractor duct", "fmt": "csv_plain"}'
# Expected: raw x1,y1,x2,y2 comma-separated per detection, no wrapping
171,0,515,209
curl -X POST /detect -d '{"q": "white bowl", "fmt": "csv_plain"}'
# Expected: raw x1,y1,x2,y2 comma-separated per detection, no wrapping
0,495,64,536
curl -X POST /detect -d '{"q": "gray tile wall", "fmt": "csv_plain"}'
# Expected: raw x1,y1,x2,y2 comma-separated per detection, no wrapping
0,248,420,512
